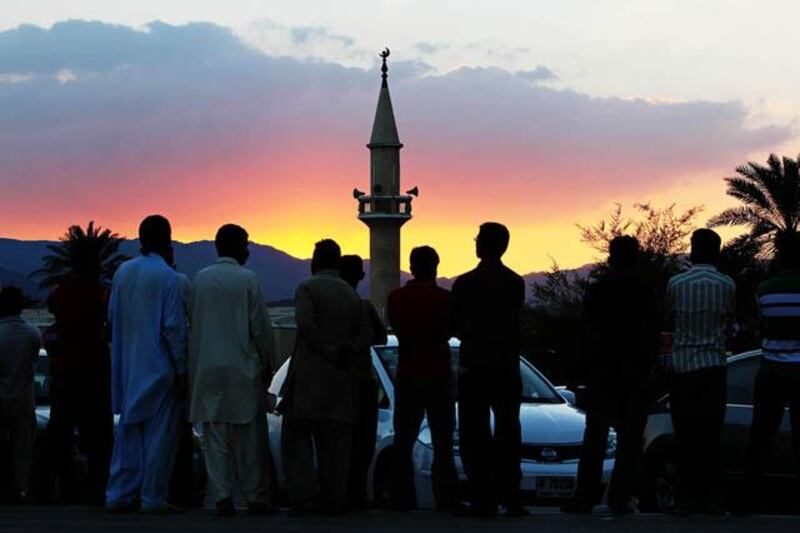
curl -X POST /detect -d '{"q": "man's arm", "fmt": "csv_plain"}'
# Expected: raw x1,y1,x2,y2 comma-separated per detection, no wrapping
663,279,676,333
162,274,188,378
249,275,277,375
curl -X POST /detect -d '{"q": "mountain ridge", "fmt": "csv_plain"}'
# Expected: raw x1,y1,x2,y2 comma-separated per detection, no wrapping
0,237,592,302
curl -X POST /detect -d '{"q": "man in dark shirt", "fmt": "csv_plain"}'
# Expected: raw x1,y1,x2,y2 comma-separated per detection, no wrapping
742,232,800,513
387,246,459,512
451,222,526,517
45,242,113,505
339,255,387,510
563,236,659,514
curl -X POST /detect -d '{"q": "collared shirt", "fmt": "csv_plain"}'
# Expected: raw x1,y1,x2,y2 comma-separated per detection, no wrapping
189,257,276,423
387,279,452,380
451,259,525,371
757,270,800,363
109,254,188,424
0,316,42,415
665,264,736,373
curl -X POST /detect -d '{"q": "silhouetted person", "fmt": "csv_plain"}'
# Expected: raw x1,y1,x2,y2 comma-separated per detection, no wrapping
45,240,113,505
563,236,659,514
451,223,527,517
742,232,800,513
665,228,735,515
189,224,278,516
0,287,41,503
105,215,188,513
387,246,460,512
281,240,363,515
165,254,196,509
339,255,387,510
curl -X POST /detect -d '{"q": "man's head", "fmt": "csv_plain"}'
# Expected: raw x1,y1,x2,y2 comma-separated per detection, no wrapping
0,286,24,318
339,255,365,289
608,235,639,271
476,222,510,261
410,246,440,282
311,239,341,274
139,215,172,258
776,231,800,270
215,224,250,265
71,239,101,281
690,228,722,266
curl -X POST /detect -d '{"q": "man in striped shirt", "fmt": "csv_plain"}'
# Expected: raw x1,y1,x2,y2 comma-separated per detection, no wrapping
664,229,736,514
743,232,800,510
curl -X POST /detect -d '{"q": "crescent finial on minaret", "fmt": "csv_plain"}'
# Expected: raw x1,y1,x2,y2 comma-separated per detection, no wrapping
380,48,390,87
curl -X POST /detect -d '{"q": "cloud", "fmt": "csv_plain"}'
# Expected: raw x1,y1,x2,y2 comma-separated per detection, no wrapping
516,66,558,82
415,42,449,54
0,20,793,247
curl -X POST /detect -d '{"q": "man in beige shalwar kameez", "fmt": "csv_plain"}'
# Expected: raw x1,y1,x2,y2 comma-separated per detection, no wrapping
189,224,277,516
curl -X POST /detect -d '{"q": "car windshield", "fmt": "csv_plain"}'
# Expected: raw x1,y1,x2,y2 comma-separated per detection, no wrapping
374,346,563,404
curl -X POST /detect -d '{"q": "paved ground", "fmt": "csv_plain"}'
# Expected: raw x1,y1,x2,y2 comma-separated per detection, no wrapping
2,506,800,533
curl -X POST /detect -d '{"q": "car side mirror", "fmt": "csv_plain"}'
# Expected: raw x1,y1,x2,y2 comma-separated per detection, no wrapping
555,386,576,406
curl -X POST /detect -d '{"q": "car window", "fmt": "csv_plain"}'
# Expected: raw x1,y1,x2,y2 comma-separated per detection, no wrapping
727,354,761,405
373,345,562,404
35,355,50,406
374,365,390,409
269,360,290,396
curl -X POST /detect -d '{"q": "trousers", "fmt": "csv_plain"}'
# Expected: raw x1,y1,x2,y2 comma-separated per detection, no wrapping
391,376,458,509
669,366,726,510
203,415,271,505
105,393,182,510
743,360,800,507
282,416,352,509
45,376,113,504
458,366,522,510
0,412,34,495
348,378,378,508
573,381,648,507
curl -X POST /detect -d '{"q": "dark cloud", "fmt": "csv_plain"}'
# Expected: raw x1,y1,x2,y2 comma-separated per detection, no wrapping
289,26,355,48
0,20,792,213
415,42,449,54
516,66,558,82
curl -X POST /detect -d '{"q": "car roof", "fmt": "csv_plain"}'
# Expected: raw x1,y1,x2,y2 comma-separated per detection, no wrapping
728,349,762,364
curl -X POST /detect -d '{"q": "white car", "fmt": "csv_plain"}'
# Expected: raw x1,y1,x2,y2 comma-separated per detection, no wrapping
266,337,615,508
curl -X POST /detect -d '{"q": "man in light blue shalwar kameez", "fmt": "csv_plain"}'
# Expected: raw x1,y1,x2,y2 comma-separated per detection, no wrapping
105,215,188,513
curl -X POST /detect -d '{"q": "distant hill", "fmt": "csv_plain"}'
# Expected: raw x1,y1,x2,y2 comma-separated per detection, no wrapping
0,237,592,303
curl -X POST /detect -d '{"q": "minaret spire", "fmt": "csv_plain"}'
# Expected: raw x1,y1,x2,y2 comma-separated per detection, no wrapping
353,48,419,320
380,47,390,88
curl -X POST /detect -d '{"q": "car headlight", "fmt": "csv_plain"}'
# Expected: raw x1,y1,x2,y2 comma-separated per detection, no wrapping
605,432,617,459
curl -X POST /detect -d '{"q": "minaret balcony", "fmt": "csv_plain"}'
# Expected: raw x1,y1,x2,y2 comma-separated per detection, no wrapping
356,194,413,219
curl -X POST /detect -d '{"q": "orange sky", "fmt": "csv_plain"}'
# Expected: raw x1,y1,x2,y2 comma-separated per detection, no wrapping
0,21,795,277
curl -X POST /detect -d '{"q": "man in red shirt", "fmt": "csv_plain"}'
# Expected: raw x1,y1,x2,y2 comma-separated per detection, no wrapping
387,246,459,512
46,242,113,505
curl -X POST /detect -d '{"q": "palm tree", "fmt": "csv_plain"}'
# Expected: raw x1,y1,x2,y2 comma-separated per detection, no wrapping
710,153,800,256
31,221,130,290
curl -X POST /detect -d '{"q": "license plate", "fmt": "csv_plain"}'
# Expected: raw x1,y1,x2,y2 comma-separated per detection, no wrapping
536,476,576,498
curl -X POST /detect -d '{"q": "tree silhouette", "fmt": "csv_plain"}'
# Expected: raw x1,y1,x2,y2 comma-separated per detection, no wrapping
710,153,800,257
31,221,129,290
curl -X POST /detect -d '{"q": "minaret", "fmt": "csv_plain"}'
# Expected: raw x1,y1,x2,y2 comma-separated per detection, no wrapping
354,48,417,320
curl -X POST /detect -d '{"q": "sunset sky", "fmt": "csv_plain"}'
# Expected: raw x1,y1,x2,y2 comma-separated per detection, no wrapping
1,1,799,276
